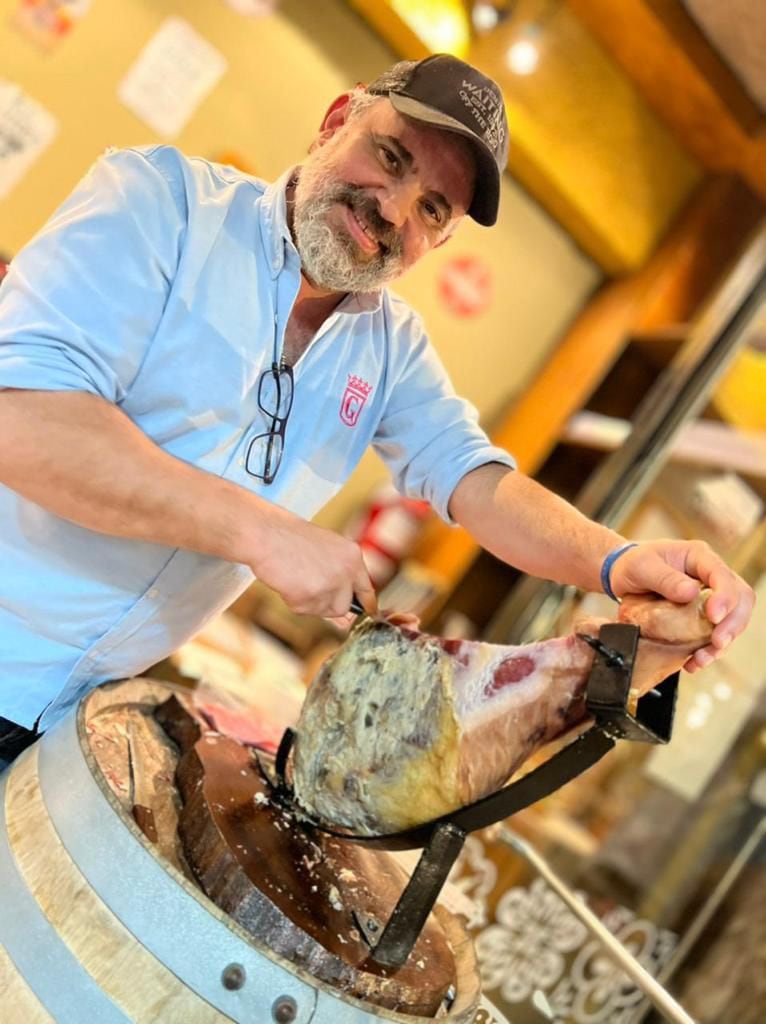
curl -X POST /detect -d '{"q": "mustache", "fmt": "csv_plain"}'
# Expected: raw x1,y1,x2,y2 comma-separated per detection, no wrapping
331,183,403,257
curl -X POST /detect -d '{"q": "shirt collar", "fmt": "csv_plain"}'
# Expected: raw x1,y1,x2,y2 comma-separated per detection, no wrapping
338,290,382,313
259,166,298,279
258,168,383,315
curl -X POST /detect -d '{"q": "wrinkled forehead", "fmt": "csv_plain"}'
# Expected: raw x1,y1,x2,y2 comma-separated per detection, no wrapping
356,97,477,215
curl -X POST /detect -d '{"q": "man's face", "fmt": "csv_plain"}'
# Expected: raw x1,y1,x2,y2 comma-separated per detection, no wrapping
293,97,476,293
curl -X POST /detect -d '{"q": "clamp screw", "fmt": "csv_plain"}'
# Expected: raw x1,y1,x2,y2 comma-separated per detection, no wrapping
273,995,298,1022
221,963,246,990
577,633,626,669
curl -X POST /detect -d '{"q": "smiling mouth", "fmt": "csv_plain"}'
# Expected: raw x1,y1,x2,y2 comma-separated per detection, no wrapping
344,203,389,257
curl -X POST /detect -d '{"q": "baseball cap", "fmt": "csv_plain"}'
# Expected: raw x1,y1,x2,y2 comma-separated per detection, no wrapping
366,54,509,227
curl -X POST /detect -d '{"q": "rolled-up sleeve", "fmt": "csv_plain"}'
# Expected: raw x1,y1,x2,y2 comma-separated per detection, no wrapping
373,314,515,523
0,147,184,402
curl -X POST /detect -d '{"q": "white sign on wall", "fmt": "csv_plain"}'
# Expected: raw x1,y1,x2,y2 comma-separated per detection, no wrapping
118,17,227,138
0,81,58,199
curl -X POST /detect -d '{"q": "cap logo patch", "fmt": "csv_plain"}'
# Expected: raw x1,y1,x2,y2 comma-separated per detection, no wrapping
460,79,506,152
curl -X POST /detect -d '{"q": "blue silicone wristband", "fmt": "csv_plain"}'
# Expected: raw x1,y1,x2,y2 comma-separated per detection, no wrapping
601,543,639,601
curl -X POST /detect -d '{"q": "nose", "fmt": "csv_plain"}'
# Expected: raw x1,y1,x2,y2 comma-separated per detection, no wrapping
377,180,418,230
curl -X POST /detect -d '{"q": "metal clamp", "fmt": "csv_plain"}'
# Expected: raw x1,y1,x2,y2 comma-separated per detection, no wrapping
580,623,678,743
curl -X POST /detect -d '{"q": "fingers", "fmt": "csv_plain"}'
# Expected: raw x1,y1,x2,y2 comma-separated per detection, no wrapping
329,607,420,631
683,548,756,649
683,626,741,671
383,609,421,629
288,586,352,618
611,539,755,669
251,517,378,620
353,575,378,618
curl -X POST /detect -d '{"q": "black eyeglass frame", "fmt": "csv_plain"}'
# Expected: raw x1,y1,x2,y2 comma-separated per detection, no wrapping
245,361,294,485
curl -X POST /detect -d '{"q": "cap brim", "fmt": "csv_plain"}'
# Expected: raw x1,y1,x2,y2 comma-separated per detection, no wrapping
387,94,501,227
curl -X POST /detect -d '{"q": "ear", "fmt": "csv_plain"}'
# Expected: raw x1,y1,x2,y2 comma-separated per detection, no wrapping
310,92,354,152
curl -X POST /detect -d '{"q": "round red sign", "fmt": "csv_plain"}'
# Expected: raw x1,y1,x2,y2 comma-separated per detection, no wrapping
438,254,493,317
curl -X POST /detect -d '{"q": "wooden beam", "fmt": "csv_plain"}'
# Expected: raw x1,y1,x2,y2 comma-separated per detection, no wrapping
566,0,766,199
645,0,764,135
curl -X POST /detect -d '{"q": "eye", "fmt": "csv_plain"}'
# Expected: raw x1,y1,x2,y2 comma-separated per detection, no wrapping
378,144,400,172
421,198,443,226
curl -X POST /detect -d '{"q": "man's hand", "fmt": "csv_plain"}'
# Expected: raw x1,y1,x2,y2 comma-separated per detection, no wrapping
608,540,755,672
245,512,377,620
450,466,755,672
0,389,378,622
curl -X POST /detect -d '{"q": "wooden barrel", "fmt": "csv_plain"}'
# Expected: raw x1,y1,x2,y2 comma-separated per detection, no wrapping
0,680,485,1024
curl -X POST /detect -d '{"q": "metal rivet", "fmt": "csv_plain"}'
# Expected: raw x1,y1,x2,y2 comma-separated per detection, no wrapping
272,995,298,1022
221,963,246,990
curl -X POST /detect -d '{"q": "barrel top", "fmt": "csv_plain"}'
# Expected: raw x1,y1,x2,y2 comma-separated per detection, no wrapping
77,679,480,1021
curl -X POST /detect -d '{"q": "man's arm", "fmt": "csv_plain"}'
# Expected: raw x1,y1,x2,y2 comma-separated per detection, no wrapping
449,463,755,670
0,389,377,618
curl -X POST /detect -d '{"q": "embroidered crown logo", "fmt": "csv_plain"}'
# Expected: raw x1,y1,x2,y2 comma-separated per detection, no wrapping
340,373,373,427
347,375,373,398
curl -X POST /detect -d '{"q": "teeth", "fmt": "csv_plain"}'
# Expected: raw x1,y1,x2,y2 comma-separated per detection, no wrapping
353,210,377,244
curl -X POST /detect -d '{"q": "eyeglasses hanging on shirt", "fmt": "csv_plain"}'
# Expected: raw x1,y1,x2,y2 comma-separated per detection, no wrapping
245,361,294,484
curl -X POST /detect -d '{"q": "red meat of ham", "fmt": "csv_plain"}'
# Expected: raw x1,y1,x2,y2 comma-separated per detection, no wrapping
292,591,712,836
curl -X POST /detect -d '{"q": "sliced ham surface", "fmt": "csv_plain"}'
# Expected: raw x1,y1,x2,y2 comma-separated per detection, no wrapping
292,591,712,836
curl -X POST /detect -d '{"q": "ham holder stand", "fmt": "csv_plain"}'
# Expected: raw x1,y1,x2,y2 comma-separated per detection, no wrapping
258,620,678,971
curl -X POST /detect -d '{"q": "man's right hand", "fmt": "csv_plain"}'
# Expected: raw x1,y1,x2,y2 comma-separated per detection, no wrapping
0,390,377,622
245,510,377,620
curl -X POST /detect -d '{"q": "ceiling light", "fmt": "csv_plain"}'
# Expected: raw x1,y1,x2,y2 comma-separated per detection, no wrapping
472,2,499,32
391,0,471,57
506,37,539,75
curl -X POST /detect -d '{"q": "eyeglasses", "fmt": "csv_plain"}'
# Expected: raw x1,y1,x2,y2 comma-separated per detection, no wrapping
245,361,294,484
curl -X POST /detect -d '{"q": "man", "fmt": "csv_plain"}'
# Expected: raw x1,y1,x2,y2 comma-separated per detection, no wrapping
0,56,754,768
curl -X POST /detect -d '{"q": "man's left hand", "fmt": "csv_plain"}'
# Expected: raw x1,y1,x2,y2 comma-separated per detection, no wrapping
609,539,756,672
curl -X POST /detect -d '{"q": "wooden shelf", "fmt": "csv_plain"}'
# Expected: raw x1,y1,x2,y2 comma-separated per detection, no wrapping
630,323,689,366
562,411,766,480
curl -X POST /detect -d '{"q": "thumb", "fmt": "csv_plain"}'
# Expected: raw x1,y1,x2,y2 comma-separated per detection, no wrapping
613,550,700,603
353,576,378,618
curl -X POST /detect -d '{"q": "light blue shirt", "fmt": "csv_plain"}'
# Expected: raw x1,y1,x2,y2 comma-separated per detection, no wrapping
0,145,514,729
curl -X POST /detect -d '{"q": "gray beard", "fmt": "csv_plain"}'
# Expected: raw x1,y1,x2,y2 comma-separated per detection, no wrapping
293,159,405,293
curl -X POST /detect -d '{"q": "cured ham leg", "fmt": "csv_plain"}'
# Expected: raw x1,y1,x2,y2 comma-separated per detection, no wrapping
292,592,712,836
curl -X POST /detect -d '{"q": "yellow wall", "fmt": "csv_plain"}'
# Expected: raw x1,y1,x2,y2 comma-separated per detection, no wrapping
474,1,702,273
1,0,600,529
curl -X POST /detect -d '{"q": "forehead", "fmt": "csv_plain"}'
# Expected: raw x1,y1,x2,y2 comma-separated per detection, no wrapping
358,98,476,213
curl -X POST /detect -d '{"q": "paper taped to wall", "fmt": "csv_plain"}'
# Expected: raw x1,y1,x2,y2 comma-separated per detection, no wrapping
0,81,58,200
118,17,227,138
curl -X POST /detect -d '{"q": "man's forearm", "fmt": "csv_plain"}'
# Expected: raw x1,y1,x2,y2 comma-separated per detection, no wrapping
449,464,624,593
0,388,378,618
0,388,269,563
